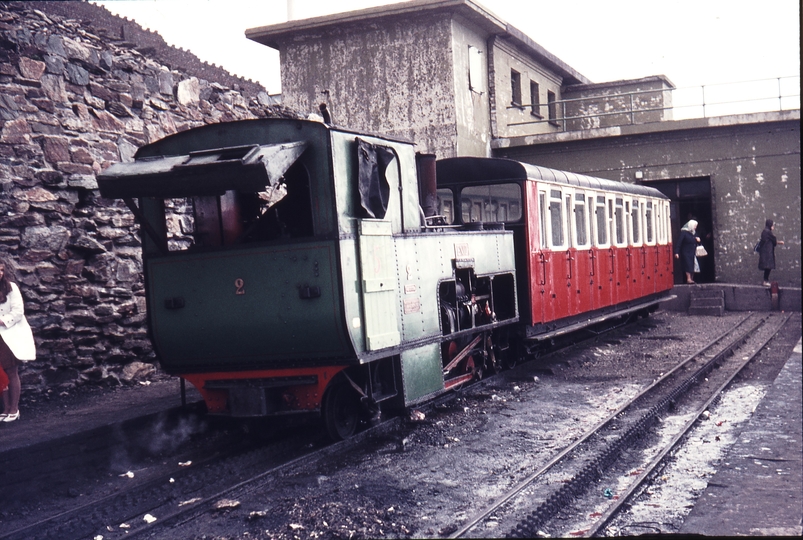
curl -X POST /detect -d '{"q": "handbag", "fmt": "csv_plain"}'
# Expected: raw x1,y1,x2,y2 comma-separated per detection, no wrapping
754,241,762,253
696,245,708,257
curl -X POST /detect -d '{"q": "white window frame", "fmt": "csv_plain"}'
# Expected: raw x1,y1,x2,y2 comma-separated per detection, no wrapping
573,190,591,249
593,193,610,248
611,196,627,248
538,189,548,249
644,199,656,246
547,187,566,249
631,198,644,247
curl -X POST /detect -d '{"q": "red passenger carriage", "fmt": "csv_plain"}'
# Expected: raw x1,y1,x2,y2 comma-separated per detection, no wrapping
435,158,673,346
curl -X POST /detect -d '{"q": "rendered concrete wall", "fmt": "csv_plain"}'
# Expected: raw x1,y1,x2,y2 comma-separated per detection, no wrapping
495,115,801,287
561,76,674,130
278,13,458,159
451,20,491,157
490,37,563,140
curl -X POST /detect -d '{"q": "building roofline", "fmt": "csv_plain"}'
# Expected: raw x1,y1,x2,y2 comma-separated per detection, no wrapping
491,109,801,149
565,75,676,92
246,0,590,85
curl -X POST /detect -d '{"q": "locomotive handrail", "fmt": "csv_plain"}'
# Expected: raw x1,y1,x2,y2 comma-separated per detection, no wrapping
608,248,615,274
588,250,596,277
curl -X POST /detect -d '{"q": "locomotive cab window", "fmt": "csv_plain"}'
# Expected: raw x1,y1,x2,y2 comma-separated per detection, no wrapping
459,183,522,224
180,160,314,250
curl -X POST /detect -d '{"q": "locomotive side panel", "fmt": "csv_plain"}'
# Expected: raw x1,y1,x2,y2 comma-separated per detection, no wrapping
147,243,349,370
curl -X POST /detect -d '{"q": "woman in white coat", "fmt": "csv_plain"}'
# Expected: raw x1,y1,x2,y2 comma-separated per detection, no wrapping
0,260,36,422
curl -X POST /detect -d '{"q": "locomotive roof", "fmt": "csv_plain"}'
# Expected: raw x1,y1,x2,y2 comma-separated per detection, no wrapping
436,157,669,199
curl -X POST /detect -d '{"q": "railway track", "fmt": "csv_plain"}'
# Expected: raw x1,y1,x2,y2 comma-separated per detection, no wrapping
449,311,791,538
0,312,646,540
3,312,792,539
0,421,332,540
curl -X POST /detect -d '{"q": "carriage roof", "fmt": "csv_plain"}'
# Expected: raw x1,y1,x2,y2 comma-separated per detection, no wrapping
436,157,669,199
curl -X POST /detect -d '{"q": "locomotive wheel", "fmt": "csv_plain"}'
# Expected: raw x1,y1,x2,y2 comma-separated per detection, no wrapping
323,379,360,441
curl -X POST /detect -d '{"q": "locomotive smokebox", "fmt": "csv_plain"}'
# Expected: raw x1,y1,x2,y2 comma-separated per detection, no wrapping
416,153,437,217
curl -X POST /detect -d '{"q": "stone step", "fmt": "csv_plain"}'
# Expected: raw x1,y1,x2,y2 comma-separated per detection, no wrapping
690,297,726,308
688,305,725,316
690,289,725,299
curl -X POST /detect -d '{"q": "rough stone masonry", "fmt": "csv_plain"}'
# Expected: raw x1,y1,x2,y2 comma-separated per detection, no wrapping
0,2,301,395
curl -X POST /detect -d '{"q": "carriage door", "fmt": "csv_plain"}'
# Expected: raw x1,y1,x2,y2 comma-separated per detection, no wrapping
633,198,652,294
572,191,594,314
593,194,613,309
544,188,571,323
611,196,629,303
358,219,401,351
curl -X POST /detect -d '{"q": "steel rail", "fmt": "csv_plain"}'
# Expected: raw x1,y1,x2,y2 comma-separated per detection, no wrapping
129,312,663,538
583,312,792,537
506,314,773,537
449,312,755,538
0,441,254,540
121,414,404,538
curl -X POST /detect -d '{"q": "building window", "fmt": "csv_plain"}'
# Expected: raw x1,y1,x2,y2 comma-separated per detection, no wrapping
547,90,557,124
468,45,483,93
511,69,522,107
530,80,540,116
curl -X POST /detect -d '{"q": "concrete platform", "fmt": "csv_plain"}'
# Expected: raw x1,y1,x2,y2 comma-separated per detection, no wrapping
663,283,802,313
680,338,803,536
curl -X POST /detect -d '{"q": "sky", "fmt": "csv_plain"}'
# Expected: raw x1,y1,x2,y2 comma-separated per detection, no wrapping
93,0,800,113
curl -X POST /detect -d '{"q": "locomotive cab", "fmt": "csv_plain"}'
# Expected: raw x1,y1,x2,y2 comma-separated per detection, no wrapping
99,119,519,439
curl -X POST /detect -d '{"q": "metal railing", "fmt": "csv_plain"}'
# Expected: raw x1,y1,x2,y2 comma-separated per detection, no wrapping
507,76,800,131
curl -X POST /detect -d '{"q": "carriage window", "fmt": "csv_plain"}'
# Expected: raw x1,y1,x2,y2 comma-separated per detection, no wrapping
595,196,607,245
565,195,572,248
574,194,587,246
654,200,662,243
646,201,654,243
614,197,624,245
632,200,641,244
539,192,547,248
460,183,522,223
436,188,454,224
549,189,563,247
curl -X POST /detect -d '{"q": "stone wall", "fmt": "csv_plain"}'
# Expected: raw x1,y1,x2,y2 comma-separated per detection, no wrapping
0,1,301,393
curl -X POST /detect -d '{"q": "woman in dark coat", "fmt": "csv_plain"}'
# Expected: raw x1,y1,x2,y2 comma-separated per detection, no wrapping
674,219,700,284
758,219,784,286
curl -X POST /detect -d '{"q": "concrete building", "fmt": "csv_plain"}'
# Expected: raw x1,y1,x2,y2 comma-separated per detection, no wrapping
246,0,590,159
247,0,800,288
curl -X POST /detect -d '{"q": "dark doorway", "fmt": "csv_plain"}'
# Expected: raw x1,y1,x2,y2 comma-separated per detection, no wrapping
643,177,715,284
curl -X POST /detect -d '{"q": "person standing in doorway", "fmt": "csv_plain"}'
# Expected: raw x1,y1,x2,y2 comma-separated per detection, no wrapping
675,220,701,284
0,259,36,423
758,219,784,286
